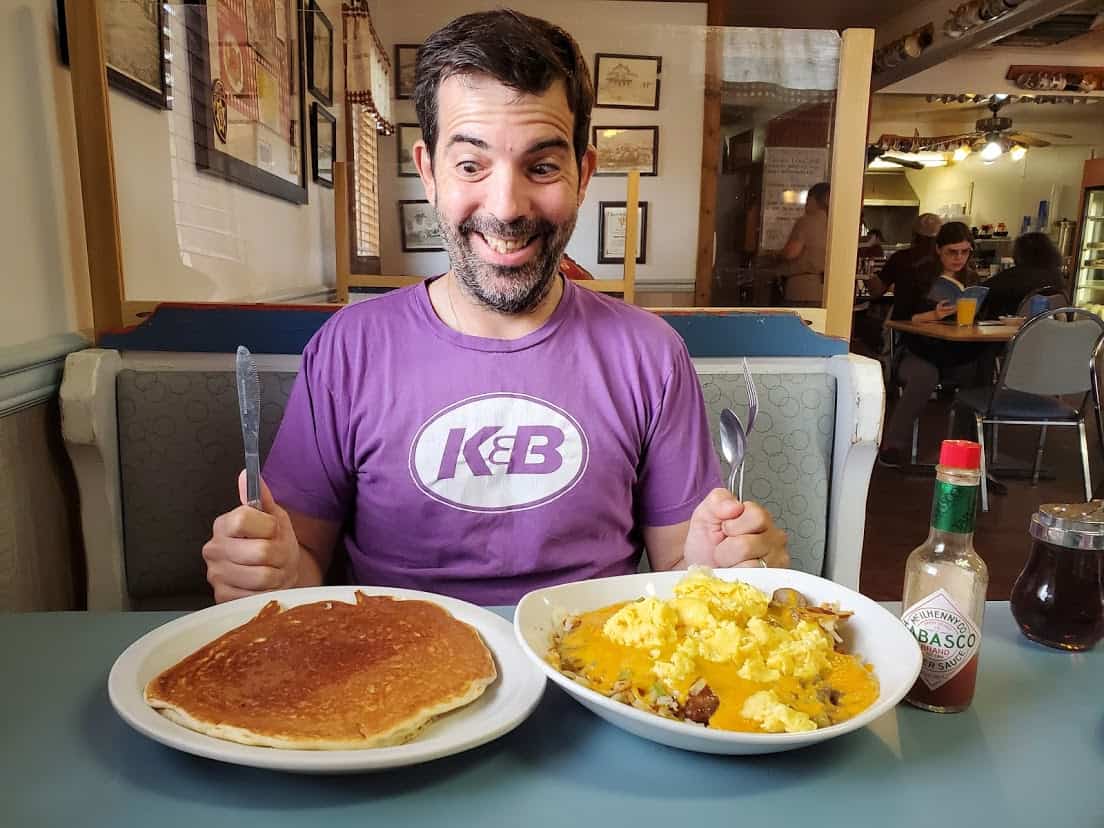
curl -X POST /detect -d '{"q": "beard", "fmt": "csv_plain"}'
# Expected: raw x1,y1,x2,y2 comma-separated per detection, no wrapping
435,207,577,314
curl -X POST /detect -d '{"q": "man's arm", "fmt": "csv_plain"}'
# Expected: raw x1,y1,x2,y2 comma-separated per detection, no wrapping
780,217,807,261
287,508,340,586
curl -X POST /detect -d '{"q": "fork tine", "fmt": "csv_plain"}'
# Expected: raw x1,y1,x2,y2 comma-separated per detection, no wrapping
742,357,758,434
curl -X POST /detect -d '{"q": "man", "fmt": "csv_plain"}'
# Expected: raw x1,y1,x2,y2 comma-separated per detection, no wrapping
779,183,830,306
868,212,941,300
202,10,788,606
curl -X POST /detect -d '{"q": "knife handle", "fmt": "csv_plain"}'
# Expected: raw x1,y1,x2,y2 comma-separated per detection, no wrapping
245,451,262,511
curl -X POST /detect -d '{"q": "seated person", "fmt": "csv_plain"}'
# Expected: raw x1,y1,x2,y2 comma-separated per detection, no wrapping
982,232,1066,319
867,213,941,299
879,222,995,468
202,10,789,606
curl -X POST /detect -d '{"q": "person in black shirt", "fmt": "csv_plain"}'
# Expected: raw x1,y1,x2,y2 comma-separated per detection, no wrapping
867,213,941,299
981,232,1066,319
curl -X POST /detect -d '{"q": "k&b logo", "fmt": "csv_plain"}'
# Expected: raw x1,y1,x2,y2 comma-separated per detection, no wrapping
409,393,589,512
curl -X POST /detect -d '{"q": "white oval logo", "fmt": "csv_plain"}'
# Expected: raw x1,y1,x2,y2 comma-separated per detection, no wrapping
409,393,589,513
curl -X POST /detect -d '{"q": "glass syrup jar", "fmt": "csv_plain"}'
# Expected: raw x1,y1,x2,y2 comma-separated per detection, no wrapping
1011,501,1104,651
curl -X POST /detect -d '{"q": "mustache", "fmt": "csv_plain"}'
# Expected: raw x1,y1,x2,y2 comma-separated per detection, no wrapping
458,214,555,241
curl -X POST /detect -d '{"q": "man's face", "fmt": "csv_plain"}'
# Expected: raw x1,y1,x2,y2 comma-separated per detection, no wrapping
413,75,596,313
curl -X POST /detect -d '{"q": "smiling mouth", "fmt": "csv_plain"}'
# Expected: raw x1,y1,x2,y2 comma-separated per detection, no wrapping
476,233,538,255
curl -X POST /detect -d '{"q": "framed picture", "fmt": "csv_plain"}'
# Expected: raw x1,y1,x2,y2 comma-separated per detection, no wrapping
304,0,333,106
594,53,661,110
184,0,307,204
592,126,659,177
311,102,336,187
397,123,422,177
598,201,648,265
395,44,419,99
399,200,444,252
56,0,172,110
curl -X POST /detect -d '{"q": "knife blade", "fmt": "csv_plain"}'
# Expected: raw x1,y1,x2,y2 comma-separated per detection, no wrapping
235,345,262,511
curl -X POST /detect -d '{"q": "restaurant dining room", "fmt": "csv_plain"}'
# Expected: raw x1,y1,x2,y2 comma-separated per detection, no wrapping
0,0,1100,825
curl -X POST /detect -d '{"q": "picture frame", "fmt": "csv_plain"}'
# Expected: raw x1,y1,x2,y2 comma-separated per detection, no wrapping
56,0,172,110
397,123,422,177
594,53,661,110
311,102,336,188
184,0,307,204
592,126,659,177
598,201,648,265
304,0,333,106
395,44,419,100
399,200,444,252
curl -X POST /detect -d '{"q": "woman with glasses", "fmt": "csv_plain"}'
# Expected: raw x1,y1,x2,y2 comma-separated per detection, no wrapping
878,222,994,468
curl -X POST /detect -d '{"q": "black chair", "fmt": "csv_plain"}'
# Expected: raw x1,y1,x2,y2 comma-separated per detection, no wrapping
952,307,1104,511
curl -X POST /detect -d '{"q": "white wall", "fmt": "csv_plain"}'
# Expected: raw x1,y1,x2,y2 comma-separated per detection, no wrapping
368,0,707,285
118,1,343,302
903,146,1096,229
0,2,91,349
0,0,344,351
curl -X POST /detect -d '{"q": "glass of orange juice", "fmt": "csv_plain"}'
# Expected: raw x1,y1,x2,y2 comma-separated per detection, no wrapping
956,297,978,326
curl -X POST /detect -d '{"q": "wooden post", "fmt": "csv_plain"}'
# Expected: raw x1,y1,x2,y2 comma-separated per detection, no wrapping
334,160,351,304
65,0,125,337
823,28,875,340
622,170,640,305
692,0,725,307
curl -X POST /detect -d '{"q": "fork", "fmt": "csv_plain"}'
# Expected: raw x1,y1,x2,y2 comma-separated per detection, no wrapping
738,358,758,500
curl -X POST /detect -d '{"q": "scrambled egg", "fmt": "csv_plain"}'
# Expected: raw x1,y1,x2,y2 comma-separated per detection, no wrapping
551,568,878,734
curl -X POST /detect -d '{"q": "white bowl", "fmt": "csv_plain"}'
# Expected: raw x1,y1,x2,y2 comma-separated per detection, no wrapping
514,568,920,755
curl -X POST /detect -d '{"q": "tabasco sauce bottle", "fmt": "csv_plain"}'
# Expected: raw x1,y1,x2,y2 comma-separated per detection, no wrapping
901,440,989,712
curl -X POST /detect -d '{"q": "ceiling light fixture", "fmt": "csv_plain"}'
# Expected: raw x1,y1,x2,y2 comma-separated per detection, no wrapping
980,136,1004,161
952,144,972,162
1009,144,1027,162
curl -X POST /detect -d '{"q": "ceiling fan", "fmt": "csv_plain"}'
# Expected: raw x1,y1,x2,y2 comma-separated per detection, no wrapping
875,97,1074,158
865,145,924,170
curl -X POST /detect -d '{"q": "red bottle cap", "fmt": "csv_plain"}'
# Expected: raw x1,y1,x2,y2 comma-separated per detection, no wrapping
939,440,981,470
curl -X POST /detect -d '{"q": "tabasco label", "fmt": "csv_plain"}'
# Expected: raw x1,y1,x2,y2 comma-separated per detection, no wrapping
901,589,981,691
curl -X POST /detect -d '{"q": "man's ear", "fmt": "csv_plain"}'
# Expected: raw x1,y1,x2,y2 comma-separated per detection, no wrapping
413,139,436,204
576,144,597,206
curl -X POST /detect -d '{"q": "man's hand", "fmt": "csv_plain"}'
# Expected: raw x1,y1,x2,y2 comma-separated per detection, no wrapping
202,471,303,603
683,488,789,569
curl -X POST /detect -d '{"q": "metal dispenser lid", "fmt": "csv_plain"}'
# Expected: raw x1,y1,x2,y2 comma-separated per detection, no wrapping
1030,501,1104,551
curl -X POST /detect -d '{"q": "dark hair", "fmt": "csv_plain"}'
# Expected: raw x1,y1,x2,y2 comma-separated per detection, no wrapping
935,221,974,249
413,10,593,172
1013,232,1062,272
808,182,830,209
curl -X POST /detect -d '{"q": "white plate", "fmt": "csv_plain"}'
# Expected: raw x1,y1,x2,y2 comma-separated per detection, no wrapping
109,586,545,773
514,568,921,755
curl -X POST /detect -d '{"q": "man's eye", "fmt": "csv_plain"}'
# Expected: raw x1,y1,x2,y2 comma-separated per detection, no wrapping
457,162,481,175
532,163,559,176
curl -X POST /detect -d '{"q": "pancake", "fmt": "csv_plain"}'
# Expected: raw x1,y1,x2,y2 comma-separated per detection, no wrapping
144,592,498,749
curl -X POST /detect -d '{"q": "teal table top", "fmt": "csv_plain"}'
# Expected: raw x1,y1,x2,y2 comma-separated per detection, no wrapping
0,603,1100,827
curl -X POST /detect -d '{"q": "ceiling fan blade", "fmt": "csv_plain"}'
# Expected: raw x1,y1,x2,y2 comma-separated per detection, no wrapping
1014,128,1073,140
881,155,925,170
1008,132,1052,148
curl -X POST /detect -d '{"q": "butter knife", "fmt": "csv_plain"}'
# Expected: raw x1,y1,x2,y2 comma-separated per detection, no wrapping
235,345,262,510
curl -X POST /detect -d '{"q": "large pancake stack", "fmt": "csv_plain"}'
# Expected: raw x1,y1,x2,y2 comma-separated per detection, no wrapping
145,592,498,749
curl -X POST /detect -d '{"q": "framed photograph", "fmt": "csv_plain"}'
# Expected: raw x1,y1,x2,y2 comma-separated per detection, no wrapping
399,200,444,252
311,102,336,187
56,0,172,110
592,126,659,177
395,44,419,100
185,0,307,204
598,201,648,265
594,53,661,110
304,0,333,106
397,123,422,177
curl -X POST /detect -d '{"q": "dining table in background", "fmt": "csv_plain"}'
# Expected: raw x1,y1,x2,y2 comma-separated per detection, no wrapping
884,319,1021,343
0,603,1100,827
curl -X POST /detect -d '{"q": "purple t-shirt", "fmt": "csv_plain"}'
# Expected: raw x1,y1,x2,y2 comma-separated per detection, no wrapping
263,277,720,604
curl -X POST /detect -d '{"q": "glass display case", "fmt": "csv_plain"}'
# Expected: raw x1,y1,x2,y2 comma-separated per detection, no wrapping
1073,160,1104,314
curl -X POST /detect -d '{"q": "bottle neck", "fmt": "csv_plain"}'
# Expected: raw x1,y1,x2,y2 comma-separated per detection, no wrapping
929,466,980,538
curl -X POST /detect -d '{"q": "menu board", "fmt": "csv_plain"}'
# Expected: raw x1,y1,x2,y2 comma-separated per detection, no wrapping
759,147,829,252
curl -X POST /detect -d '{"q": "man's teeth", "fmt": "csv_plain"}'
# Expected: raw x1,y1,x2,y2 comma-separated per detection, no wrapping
483,235,529,254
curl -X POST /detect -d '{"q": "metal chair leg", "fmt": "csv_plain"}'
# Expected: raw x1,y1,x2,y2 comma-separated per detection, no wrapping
911,417,920,465
1032,424,1048,486
992,424,999,466
1078,418,1092,502
975,414,989,512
